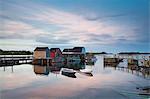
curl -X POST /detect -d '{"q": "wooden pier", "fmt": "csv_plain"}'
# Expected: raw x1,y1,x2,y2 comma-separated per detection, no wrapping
0,55,33,66
104,58,123,67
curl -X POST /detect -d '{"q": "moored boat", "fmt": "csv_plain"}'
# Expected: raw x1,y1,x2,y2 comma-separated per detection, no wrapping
61,68,76,78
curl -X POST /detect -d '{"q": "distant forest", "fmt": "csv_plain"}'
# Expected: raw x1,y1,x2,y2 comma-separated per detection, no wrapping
86,52,107,55
0,49,33,55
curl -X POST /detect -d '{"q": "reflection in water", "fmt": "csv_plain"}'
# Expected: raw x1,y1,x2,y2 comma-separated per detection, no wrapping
64,62,85,70
80,69,93,77
104,55,150,78
1,54,150,99
34,65,49,76
33,59,95,78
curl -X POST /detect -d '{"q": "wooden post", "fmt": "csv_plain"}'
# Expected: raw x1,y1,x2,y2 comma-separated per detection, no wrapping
42,59,43,66
12,54,14,65
47,59,48,66
11,65,13,73
4,66,5,71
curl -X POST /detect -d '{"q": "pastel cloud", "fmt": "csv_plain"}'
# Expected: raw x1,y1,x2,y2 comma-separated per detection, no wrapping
26,6,138,44
0,20,48,39
0,0,148,52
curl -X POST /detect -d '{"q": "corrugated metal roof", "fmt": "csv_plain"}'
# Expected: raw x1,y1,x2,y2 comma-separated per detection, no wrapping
63,47,84,52
34,47,49,51
62,52,84,55
50,48,60,51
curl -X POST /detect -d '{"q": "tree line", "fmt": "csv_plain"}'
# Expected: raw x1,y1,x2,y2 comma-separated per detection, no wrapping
0,49,33,55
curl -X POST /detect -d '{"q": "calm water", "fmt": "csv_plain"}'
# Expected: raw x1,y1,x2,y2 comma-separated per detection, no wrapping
0,55,149,99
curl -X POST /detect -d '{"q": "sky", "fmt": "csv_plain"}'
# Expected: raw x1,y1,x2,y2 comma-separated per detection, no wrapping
0,0,149,53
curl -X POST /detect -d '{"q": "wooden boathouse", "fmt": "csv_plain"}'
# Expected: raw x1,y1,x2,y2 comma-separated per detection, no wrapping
33,47,51,66
50,48,64,63
62,47,86,62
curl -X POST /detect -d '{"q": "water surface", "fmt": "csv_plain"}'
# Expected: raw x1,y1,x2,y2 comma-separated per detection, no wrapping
0,55,149,99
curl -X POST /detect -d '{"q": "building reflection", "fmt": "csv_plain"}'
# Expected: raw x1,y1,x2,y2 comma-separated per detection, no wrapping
33,58,96,78
64,61,85,70
34,65,49,76
104,55,150,78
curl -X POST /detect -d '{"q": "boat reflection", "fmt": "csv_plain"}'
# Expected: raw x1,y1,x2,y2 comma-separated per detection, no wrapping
80,68,93,77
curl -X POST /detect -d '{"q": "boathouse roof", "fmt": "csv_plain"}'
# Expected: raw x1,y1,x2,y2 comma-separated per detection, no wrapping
63,47,84,52
34,47,49,51
50,48,61,51
73,47,84,52
63,49,74,52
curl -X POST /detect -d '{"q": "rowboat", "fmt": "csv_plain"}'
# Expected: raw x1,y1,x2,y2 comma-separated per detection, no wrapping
61,68,76,78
